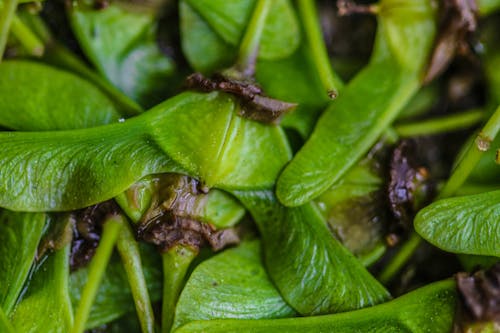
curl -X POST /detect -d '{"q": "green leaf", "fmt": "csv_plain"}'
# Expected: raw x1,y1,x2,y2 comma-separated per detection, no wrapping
69,1,178,107
180,1,236,73
69,244,162,329
173,241,295,330
276,0,437,206
415,190,500,257
256,45,330,138
0,61,121,130
180,0,300,73
174,280,457,333
0,210,46,314
232,190,390,315
10,246,73,333
0,91,289,212
0,307,14,333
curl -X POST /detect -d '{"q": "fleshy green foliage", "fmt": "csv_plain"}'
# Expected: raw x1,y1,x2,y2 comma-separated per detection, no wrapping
69,1,178,108
10,247,73,333
0,92,290,211
256,45,330,138
415,190,500,257
0,61,120,130
180,0,300,73
174,280,457,333
0,211,46,314
69,245,162,330
276,0,437,206
233,190,390,315
173,241,295,330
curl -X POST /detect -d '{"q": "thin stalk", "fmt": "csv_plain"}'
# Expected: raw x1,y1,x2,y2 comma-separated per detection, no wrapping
379,105,500,284
71,215,124,333
379,232,421,284
234,0,271,76
297,0,343,98
10,15,44,56
439,104,500,198
116,222,155,333
0,0,18,59
395,109,485,137
161,245,198,333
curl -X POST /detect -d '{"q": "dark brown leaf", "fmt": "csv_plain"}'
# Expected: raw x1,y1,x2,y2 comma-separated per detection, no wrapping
185,73,296,124
456,263,500,323
424,0,478,83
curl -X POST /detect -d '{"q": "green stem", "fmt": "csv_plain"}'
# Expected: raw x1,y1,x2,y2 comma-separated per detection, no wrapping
161,245,198,333
378,232,422,284
10,15,44,56
395,109,484,137
116,222,155,333
71,215,123,333
235,0,271,75
0,0,18,60
439,105,500,199
297,0,343,98
380,105,500,284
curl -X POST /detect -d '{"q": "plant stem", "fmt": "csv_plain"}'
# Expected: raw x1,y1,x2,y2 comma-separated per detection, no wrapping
116,222,155,333
297,0,343,98
0,0,18,60
161,245,198,333
379,105,500,284
379,232,421,284
71,215,123,333
439,104,500,198
235,0,271,76
10,15,44,56
395,109,484,137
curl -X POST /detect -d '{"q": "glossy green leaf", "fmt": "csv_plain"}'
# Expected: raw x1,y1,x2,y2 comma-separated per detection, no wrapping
69,1,178,107
0,307,14,333
256,45,330,138
0,210,46,314
175,280,456,333
10,246,73,333
276,0,437,206
316,161,386,264
0,61,120,130
232,190,389,315
173,241,295,330
70,244,162,329
415,190,500,257
0,92,289,211
180,0,300,73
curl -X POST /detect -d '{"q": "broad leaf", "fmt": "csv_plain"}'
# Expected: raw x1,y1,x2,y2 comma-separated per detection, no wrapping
233,190,390,315
256,46,330,138
180,0,300,73
0,211,46,314
0,61,120,130
173,241,295,330
0,91,289,211
69,1,179,107
415,190,500,257
10,246,73,333
276,0,437,206
175,280,456,333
